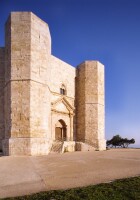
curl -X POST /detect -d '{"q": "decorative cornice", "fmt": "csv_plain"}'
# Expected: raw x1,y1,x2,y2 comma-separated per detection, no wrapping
51,96,75,111
51,108,74,116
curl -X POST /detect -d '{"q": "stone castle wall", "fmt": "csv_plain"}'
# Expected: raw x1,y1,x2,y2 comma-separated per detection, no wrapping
29,13,52,155
75,63,86,141
3,12,53,155
30,12,51,140
3,12,33,155
49,55,76,142
76,61,106,150
0,12,106,155
0,48,5,150
50,55,75,99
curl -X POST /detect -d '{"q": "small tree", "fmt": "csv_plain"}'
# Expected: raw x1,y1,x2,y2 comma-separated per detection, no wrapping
107,135,135,148
107,134,122,148
121,138,135,148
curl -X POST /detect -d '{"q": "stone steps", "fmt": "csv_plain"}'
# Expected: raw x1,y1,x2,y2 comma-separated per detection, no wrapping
50,142,63,153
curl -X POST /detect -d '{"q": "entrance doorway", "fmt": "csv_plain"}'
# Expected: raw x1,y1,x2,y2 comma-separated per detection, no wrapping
55,119,67,141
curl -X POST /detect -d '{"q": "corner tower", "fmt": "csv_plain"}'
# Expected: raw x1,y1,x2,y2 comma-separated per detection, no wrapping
0,48,5,151
76,61,106,150
3,12,51,155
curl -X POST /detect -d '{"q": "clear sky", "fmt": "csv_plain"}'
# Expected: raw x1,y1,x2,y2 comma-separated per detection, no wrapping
0,0,140,147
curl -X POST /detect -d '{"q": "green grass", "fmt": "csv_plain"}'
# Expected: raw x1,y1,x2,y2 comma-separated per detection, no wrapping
3,176,140,200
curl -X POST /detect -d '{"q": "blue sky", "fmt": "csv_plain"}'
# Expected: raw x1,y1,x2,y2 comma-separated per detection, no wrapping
0,0,140,146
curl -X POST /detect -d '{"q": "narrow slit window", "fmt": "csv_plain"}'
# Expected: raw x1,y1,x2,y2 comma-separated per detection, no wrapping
60,85,66,95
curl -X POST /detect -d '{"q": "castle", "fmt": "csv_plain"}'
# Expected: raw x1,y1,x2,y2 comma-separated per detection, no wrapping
0,12,106,156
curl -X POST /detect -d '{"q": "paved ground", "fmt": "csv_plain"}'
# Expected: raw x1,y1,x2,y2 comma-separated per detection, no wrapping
0,149,140,198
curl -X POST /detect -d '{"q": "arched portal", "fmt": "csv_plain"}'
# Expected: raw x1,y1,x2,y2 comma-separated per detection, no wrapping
55,119,67,141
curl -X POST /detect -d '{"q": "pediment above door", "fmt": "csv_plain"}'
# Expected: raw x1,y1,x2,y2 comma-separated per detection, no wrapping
51,97,74,115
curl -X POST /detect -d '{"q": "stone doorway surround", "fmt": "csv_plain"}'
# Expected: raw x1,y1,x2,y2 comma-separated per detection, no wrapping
51,97,75,142
51,97,75,153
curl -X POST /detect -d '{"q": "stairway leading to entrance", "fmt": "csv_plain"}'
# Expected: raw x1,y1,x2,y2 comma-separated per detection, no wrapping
50,141,63,153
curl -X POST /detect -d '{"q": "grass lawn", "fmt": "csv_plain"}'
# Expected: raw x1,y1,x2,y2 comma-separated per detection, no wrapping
3,176,140,200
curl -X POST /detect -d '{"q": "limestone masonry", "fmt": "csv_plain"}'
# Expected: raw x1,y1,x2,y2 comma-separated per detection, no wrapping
0,12,106,155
